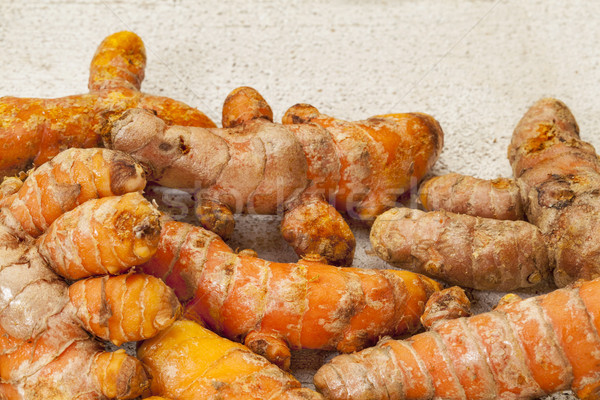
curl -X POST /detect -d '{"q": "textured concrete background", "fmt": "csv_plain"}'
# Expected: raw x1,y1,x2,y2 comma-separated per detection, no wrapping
2,0,598,397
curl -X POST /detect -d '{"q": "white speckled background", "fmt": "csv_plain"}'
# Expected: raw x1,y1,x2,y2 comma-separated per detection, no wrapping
3,1,599,398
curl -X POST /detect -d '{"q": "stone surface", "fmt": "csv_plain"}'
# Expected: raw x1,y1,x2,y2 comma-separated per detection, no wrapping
3,1,597,398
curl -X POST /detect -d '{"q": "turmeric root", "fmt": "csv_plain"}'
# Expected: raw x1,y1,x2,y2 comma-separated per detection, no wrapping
0,229,163,399
0,150,180,399
92,349,150,399
509,98,600,286
1,329,148,400
37,193,162,279
419,173,524,220
5,147,146,237
108,86,443,265
69,273,180,346
370,207,549,290
282,103,443,221
0,31,214,178
314,278,600,400
0,232,179,398
140,220,441,370
138,319,323,400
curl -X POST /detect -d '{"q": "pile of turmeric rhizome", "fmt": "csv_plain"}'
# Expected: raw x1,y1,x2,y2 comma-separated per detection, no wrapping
2,32,600,400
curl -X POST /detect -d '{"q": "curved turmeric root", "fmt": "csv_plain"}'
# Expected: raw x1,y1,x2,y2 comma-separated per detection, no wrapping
371,207,549,291
283,104,443,222
419,173,524,220
5,147,146,237
37,193,162,279
69,274,181,346
0,327,149,400
109,86,443,265
509,98,600,286
0,31,214,178
0,149,180,399
138,319,323,400
140,220,441,370
315,278,600,400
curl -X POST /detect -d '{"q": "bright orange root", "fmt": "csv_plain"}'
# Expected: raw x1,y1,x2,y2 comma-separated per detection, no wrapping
141,220,441,369
138,319,323,400
69,273,181,346
0,31,215,178
315,279,600,400
5,148,146,237
283,105,444,220
88,31,146,92
37,192,161,279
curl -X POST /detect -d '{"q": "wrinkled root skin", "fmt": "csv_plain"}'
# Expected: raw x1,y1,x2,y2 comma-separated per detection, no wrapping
138,320,324,399
419,173,524,220
109,87,443,265
315,279,600,400
509,98,600,286
0,148,179,399
140,220,441,370
420,286,471,329
0,31,214,179
371,208,549,291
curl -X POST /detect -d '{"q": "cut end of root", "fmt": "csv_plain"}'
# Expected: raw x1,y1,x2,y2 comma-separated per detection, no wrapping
109,156,147,196
154,291,183,331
